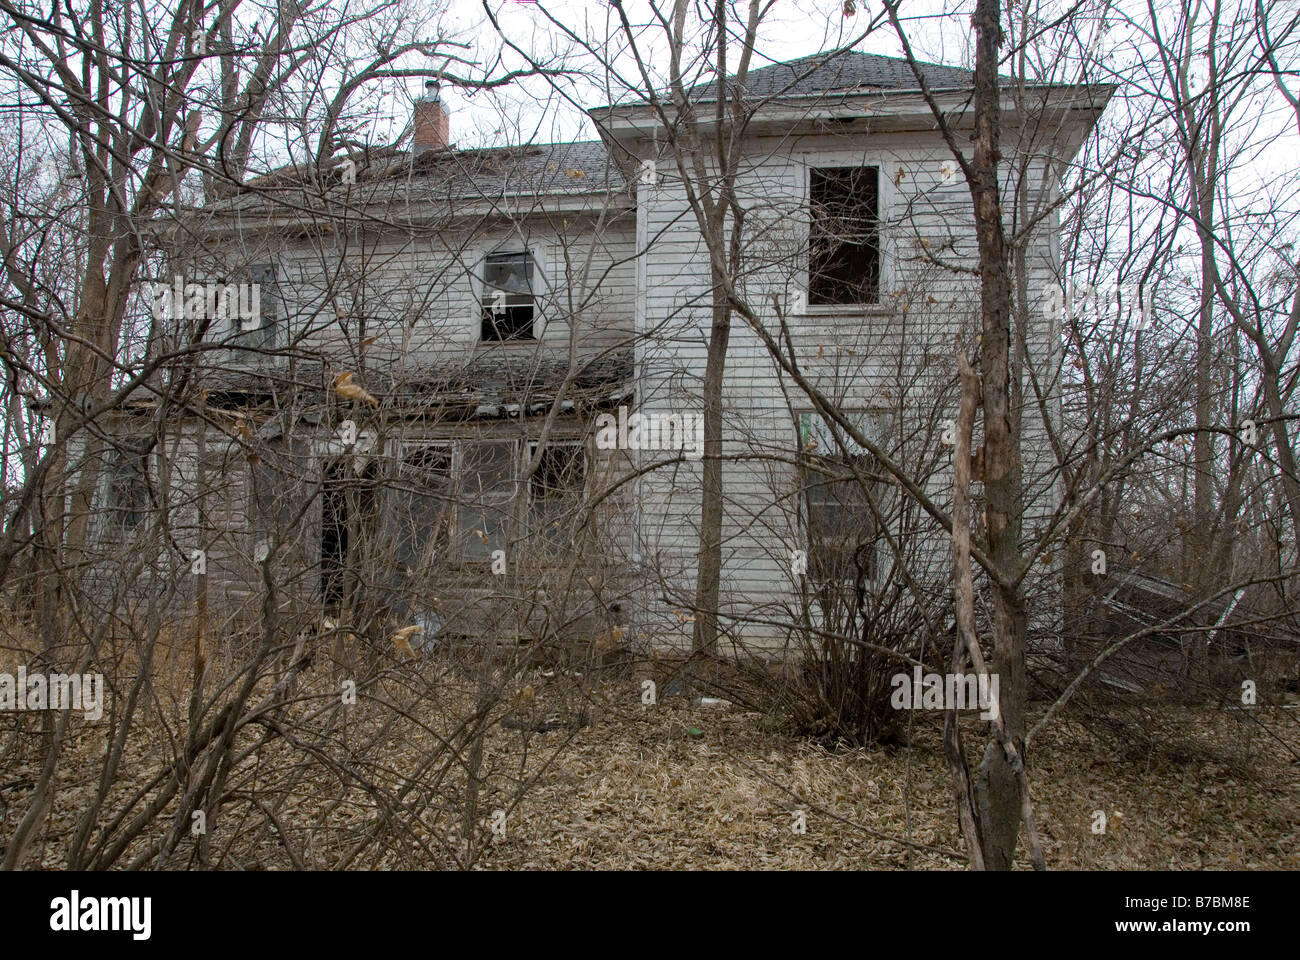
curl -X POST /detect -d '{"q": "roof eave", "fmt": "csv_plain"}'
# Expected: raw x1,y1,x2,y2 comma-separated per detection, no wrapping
158,189,636,242
592,83,1116,144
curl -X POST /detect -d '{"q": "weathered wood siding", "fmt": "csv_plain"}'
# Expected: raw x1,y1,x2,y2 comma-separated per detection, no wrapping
632,127,1065,652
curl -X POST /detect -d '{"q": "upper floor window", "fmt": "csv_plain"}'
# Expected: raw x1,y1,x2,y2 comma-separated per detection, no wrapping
107,439,151,529
238,263,279,351
808,166,880,306
480,251,535,341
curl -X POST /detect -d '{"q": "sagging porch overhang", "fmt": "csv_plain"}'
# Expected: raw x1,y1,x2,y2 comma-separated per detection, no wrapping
193,348,635,426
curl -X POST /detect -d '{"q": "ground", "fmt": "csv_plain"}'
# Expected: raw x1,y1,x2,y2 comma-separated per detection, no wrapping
473,688,1300,870
6,664,1294,870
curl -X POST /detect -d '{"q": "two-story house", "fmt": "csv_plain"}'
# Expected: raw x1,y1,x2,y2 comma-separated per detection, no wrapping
100,50,1111,656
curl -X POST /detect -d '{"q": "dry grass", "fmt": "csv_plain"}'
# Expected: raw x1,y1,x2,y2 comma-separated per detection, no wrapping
3,645,1297,869
470,685,1300,870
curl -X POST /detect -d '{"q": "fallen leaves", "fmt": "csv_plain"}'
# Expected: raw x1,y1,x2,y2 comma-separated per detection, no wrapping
6,652,1295,871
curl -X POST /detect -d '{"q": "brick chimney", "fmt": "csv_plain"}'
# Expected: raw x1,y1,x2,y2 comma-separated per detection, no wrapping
412,80,450,153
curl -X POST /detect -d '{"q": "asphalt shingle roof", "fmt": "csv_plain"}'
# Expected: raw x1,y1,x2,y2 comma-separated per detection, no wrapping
357,139,625,201
208,51,976,215
685,50,975,101
213,140,627,215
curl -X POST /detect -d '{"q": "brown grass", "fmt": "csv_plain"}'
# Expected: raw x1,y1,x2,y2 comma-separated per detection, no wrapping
4,653,1296,869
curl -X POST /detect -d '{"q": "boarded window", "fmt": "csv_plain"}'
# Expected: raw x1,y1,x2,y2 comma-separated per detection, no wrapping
808,166,880,305
480,252,535,341
458,441,516,560
528,442,586,546
107,440,151,529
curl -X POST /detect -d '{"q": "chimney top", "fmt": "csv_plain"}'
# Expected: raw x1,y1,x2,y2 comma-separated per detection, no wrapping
412,81,450,153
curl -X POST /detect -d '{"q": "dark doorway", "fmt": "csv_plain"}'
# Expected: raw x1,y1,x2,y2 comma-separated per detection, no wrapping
320,459,378,612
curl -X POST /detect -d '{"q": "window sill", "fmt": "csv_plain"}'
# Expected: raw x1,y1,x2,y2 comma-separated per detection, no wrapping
473,339,541,352
795,303,895,318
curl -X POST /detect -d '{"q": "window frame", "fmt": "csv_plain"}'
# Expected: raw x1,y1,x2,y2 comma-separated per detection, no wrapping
235,262,280,352
378,436,592,567
796,410,890,586
477,248,539,343
794,157,894,314
806,164,881,308
106,439,151,530
526,439,588,546
454,439,519,561
391,440,457,573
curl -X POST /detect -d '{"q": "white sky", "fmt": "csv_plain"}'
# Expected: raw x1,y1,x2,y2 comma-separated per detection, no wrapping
386,0,988,149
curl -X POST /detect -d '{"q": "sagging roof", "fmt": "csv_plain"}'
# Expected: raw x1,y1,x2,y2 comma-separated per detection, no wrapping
198,348,634,417
207,139,629,216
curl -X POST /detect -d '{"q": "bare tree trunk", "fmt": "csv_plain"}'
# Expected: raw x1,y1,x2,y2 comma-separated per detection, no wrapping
968,0,1029,871
949,354,986,868
692,270,731,660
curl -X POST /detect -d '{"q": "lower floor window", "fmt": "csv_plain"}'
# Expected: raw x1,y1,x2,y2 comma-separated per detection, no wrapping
528,441,587,545
107,439,151,529
802,454,880,583
797,411,886,584
366,438,588,571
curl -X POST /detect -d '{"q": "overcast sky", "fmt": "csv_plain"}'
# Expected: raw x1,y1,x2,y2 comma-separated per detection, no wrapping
388,0,987,149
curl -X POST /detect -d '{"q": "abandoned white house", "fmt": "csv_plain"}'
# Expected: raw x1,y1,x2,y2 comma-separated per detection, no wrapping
97,50,1112,654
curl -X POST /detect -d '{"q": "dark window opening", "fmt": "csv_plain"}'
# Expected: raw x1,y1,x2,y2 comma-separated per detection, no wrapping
108,440,151,529
808,166,880,306
801,453,879,582
529,443,586,545
480,251,535,341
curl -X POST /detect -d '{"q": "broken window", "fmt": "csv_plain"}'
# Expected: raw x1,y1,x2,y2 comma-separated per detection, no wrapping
237,263,279,352
480,251,535,341
797,412,884,582
107,440,151,529
392,442,454,574
458,441,517,560
528,441,586,546
808,166,880,306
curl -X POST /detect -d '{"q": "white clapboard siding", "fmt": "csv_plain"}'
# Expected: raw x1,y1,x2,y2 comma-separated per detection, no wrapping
633,128,1067,649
